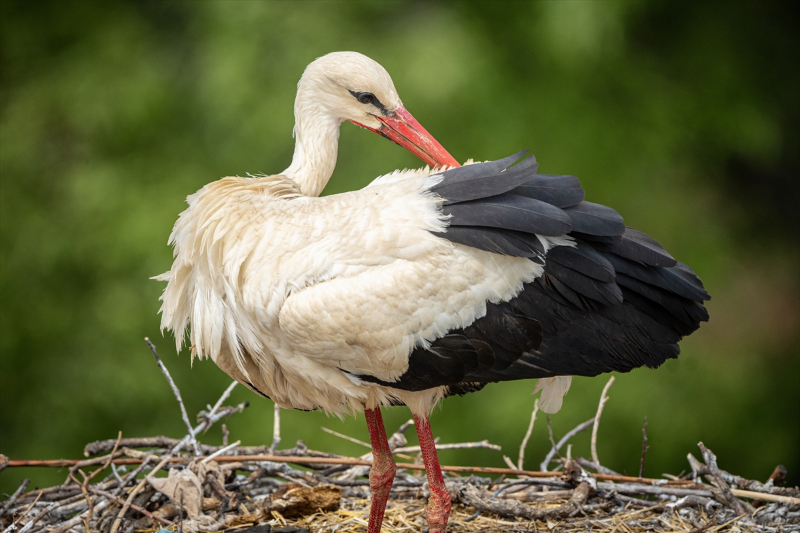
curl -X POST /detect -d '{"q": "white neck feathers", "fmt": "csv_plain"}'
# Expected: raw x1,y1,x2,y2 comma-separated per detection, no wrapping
282,82,343,197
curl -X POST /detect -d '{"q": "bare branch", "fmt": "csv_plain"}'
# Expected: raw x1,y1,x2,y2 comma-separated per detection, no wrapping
320,427,370,449
540,418,594,472
270,403,281,453
591,376,615,467
698,442,752,515
395,440,501,454
639,416,649,478
201,440,241,464
144,337,199,456
204,381,237,430
0,478,30,516
518,399,539,471
109,454,171,533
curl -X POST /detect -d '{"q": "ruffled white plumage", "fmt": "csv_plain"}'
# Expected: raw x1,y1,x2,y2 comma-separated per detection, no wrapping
157,167,547,416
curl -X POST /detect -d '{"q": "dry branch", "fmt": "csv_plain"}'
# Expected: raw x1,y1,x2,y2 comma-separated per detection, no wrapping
639,416,649,478
591,376,614,471
1,455,698,484
697,442,752,516
688,453,799,498
0,480,29,516
540,417,594,472
144,338,199,456
455,480,610,521
518,399,539,470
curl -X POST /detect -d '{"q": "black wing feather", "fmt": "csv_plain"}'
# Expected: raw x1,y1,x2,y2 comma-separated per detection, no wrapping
544,261,624,306
512,174,585,208
444,194,572,236
606,254,710,301
444,226,543,259
546,243,616,282
564,201,625,236
349,151,709,395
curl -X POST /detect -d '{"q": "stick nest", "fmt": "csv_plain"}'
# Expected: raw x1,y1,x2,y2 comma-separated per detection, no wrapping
2,344,798,533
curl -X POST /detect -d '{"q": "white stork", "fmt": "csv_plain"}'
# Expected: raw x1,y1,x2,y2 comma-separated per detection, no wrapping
157,52,709,533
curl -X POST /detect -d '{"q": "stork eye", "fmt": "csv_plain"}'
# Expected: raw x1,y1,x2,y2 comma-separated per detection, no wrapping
348,90,388,116
357,92,376,105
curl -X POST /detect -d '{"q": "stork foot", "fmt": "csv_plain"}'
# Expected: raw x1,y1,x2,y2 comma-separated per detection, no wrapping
424,486,452,533
414,414,452,533
365,407,396,533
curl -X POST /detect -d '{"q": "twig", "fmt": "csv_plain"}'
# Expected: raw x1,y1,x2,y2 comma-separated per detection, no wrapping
575,457,622,476
320,427,370,449
1,478,30,516
11,484,82,502
4,454,695,484
49,500,111,533
502,456,518,470
455,480,607,520
639,416,649,478
518,399,539,471
86,436,177,456
221,424,229,447
596,481,715,499
64,450,126,484
394,441,501,454
540,418,594,472
64,472,91,533
110,463,125,485
697,514,746,533
319,425,413,462
753,464,788,508
697,442,751,515
201,440,240,464
86,487,175,527
113,454,152,497
204,381,238,431
766,464,787,486
170,403,248,455
109,454,171,533
591,376,615,467
730,489,800,505
545,415,559,465
504,489,575,501
144,337,200,456
386,419,414,451
86,431,122,485
271,403,281,452
4,489,43,533
687,454,798,497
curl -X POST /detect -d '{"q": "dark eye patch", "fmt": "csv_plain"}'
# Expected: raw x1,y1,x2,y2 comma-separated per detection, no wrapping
348,90,389,116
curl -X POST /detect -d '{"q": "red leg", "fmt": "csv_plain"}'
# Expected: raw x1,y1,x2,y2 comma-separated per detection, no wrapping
414,414,452,533
365,407,396,533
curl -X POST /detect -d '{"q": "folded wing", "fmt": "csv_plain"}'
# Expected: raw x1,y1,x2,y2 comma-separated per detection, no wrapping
356,152,710,398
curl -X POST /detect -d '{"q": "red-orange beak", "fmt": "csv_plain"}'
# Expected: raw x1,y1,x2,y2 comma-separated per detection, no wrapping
350,107,460,168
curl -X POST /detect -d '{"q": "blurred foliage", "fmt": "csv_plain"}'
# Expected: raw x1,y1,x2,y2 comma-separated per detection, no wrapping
1,0,798,494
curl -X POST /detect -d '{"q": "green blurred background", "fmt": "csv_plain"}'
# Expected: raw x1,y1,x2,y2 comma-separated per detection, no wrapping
2,0,798,494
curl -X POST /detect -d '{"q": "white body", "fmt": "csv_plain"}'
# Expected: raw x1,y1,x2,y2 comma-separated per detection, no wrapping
156,167,577,416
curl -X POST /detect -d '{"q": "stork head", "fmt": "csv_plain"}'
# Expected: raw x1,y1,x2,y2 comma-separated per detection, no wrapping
297,52,459,168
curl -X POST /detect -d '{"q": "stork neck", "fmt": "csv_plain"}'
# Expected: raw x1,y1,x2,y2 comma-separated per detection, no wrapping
283,108,341,197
